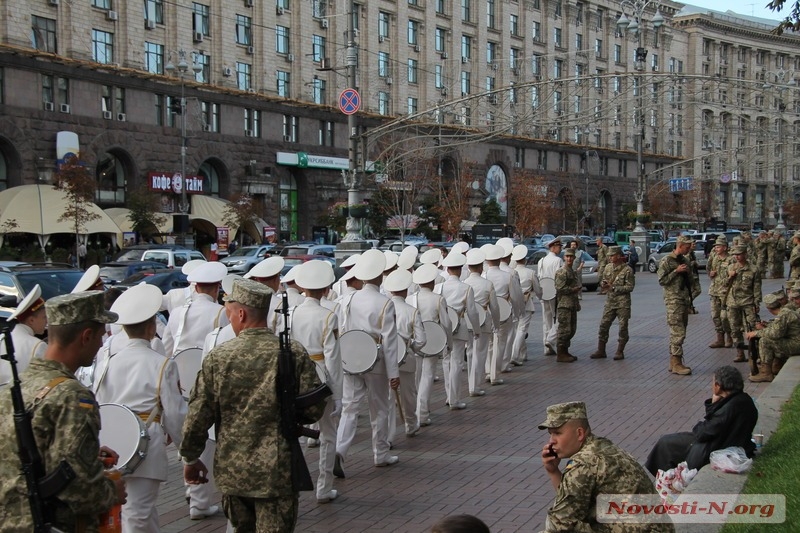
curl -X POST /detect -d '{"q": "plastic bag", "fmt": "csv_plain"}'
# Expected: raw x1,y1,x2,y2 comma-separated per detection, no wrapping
710,446,752,473
655,461,697,505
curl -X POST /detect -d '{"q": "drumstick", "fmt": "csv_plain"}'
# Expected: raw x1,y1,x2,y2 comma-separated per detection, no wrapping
394,390,405,423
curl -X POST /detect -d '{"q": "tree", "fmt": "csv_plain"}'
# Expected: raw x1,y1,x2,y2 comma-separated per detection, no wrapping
508,170,560,238
54,155,100,263
478,198,503,224
767,0,800,34
222,193,262,246
126,184,167,240
434,161,476,239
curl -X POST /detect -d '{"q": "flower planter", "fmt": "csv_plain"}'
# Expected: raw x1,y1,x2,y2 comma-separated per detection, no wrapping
348,206,368,218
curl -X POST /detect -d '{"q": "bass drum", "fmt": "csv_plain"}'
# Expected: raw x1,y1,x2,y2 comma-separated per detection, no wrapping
419,321,447,357
540,278,556,301
397,337,408,366
171,347,204,399
98,403,149,475
466,306,487,332
497,299,512,324
446,307,459,333
339,330,379,375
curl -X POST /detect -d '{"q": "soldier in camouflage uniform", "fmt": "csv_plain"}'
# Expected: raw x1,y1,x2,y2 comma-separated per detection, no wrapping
595,236,609,282
538,402,674,533
181,279,325,532
707,236,733,349
554,248,582,363
657,236,698,375
747,291,800,382
788,232,800,281
755,231,769,278
725,245,762,363
771,231,786,279
0,291,126,531
591,246,635,360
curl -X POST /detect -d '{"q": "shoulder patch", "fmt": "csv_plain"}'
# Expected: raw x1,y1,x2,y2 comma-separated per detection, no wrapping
78,397,96,409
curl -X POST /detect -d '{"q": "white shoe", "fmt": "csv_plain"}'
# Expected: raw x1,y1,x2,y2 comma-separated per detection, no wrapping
449,402,467,410
317,489,338,503
420,417,432,427
190,505,220,520
470,390,485,397
375,455,399,467
406,425,420,437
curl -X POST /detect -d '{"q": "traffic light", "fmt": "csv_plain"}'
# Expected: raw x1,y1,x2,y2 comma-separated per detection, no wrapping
170,98,183,115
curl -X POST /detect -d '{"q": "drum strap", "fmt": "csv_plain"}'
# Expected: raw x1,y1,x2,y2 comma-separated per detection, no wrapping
172,300,193,353
145,356,172,429
212,307,225,329
92,338,115,394
31,340,45,361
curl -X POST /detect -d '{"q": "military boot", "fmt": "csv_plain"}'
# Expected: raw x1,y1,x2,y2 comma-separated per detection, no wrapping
556,345,577,363
724,333,733,348
749,363,774,383
708,333,725,348
614,341,627,360
733,346,748,363
772,358,786,376
670,356,692,375
590,340,607,359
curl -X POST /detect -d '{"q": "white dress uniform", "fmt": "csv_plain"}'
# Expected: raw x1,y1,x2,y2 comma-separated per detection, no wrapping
463,271,500,395
285,286,305,307
435,274,479,408
290,297,342,501
162,293,229,357
387,294,426,439
94,337,186,532
407,287,452,424
484,265,522,382
161,285,195,314
511,264,541,364
335,283,400,465
497,261,525,370
3,324,47,380
538,250,564,352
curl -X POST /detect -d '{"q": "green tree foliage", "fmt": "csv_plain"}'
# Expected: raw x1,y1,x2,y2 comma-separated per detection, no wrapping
767,0,800,34
222,193,262,246
478,198,503,224
126,184,167,238
54,155,100,261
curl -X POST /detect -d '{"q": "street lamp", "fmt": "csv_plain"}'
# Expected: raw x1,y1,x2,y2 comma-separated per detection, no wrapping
165,49,202,247
761,69,796,230
617,0,664,241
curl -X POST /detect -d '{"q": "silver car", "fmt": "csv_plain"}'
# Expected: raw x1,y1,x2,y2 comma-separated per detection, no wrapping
647,240,707,273
220,244,275,273
530,250,599,292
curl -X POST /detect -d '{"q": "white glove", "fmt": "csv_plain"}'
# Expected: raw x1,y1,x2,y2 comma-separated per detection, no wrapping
331,399,342,418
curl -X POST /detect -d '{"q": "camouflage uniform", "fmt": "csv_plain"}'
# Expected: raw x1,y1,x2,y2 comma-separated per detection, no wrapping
657,249,699,362
596,244,609,280
771,234,786,279
707,249,732,338
755,234,769,278
725,253,761,352
0,359,117,532
543,434,674,533
555,261,581,353
789,236,800,281
597,262,635,349
754,306,800,366
180,327,325,531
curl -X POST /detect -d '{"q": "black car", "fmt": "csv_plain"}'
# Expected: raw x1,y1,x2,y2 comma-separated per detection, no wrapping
116,271,189,294
0,263,85,320
99,261,171,285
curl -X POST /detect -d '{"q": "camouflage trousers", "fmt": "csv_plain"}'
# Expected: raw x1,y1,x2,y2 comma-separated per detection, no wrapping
556,308,577,349
728,305,758,347
770,258,785,279
757,258,768,277
223,493,299,533
709,295,730,334
597,304,630,344
665,303,689,357
759,337,800,364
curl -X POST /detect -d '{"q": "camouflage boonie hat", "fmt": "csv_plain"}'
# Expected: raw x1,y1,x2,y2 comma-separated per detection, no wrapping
538,401,588,430
224,278,273,308
564,248,576,257
608,246,623,256
764,293,783,309
731,245,747,255
677,236,694,246
715,236,728,246
46,291,118,326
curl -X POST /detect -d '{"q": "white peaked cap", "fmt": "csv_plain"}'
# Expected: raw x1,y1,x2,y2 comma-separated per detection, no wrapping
187,262,227,284
8,285,43,320
441,252,467,268
72,265,101,293
419,248,442,265
295,260,335,290
383,269,413,293
466,248,486,266
496,237,514,256
222,274,242,296
412,263,440,285
511,244,528,262
181,259,206,275
484,244,505,261
110,284,163,326
397,245,418,270
451,241,470,254
479,243,495,253
353,249,387,281
281,264,301,284
340,253,361,269
383,251,399,270
341,267,357,281
245,256,284,279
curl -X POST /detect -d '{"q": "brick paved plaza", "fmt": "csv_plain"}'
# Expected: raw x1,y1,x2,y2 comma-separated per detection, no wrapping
155,272,782,532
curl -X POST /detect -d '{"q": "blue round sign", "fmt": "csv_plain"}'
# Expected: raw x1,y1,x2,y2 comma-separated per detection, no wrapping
339,88,361,115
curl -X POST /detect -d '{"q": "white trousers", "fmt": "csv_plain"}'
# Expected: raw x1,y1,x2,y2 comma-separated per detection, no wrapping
501,318,517,368
388,368,418,441
489,321,513,382
443,339,466,405
469,332,490,393
415,356,437,421
187,439,216,511
336,371,392,464
122,477,161,533
541,299,558,351
316,397,338,498
512,310,533,363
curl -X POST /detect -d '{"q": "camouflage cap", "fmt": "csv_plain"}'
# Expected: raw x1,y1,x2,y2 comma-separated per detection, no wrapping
715,235,728,246
764,292,783,309
793,231,800,240
789,288,800,299
538,401,588,430
564,248,576,257
731,245,747,255
223,278,273,308
608,245,623,256
677,235,694,246
46,291,118,326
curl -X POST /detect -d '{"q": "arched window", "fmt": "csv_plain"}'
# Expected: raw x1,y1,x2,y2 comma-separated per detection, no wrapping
199,161,220,197
279,172,298,242
95,150,130,206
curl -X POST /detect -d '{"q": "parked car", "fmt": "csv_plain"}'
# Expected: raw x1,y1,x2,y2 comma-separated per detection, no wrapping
138,249,207,269
0,263,84,320
116,270,190,294
279,244,336,257
114,244,190,262
280,255,337,276
529,250,599,292
647,240,708,273
385,240,428,253
219,244,276,273
98,261,171,285
553,235,586,250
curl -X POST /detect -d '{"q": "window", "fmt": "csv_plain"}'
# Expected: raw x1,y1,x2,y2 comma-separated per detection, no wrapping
553,90,562,113
244,109,260,137
554,28,562,48
276,25,290,54
312,0,326,18
408,20,419,45
595,38,603,58
312,35,326,62
487,0,496,28
144,42,164,74
614,44,622,63
407,97,418,114
319,121,334,146
277,70,290,97
435,64,443,88
435,28,446,52
192,3,210,36
165,95,178,127
379,12,390,39
378,91,390,115
101,85,124,114
596,8,604,28
311,78,326,104
576,33,583,51
277,0,289,8
461,71,471,95
378,52,390,77
283,115,298,142
194,52,209,83
236,62,251,90
532,54,542,75
486,76,495,92
436,0,446,15
155,95,164,126
461,0,471,22
31,16,57,53
486,42,496,64
537,150,547,169
236,15,252,45
510,14,519,36
92,0,111,8
531,86,540,108
554,59,563,78
461,35,472,59
408,58,418,83
555,1,562,18
202,101,219,132
532,21,542,42
509,48,519,69
92,30,114,64
144,0,164,24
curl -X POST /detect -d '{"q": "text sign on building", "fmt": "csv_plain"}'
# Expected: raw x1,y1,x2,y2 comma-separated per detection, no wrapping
148,172,205,194
669,177,693,193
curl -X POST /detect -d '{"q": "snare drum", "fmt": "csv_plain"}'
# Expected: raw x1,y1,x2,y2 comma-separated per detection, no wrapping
420,321,447,357
339,330,379,375
171,347,204,399
397,337,408,366
76,358,97,388
540,278,556,301
446,307,459,333
497,299,512,324
466,306,487,332
98,403,149,475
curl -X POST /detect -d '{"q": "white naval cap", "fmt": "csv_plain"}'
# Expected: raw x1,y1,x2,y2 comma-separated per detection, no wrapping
412,263,440,285
187,261,227,284
383,251,399,271
341,267,357,282
244,256,284,279
340,253,361,269
281,264,301,284
511,244,528,262
383,269,413,293
222,274,242,296
72,265,102,293
396,245,418,271
441,251,467,268
295,260,335,290
181,259,206,275
479,243,495,254
484,244,505,261
8,285,45,321
353,249,387,281
110,283,163,326
419,248,442,265
466,248,486,266
496,237,514,257
451,241,470,254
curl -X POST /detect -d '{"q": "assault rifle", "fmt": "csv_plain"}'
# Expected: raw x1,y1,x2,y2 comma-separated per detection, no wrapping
1,321,74,533
277,292,331,492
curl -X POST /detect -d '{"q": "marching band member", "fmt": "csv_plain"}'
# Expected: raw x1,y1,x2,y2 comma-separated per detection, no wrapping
161,260,205,314
71,264,105,293
463,249,500,397
330,253,360,300
483,245,520,384
380,250,399,296
495,239,525,371
511,245,541,365
243,256,285,334
94,284,187,531
335,250,401,477
291,261,343,503
538,239,565,355
280,265,306,307
396,245,421,295
2,285,48,383
435,252,480,410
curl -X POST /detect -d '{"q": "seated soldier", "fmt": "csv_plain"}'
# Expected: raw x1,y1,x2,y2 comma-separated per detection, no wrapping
746,290,800,382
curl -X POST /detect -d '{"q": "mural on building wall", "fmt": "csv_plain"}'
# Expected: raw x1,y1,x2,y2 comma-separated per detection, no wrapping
485,164,508,215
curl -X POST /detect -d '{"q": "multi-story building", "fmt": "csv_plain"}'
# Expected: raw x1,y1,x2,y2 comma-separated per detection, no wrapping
0,0,798,243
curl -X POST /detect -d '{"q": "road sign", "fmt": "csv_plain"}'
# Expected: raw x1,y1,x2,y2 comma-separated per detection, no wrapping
669,177,693,193
338,88,361,115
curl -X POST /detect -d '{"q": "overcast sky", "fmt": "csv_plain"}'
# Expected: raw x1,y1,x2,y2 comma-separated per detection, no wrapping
682,0,786,22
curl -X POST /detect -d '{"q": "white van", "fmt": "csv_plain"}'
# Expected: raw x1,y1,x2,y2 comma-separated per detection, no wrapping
140,249,207,268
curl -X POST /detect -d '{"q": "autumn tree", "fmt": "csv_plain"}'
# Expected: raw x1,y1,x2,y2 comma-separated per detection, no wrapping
54,154,100,263
434,161,476,240
509,170,560,238
126,184,167,240
222,193,262,246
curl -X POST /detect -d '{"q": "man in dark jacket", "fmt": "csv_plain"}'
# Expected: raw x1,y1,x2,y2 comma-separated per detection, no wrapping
644,365,758,475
